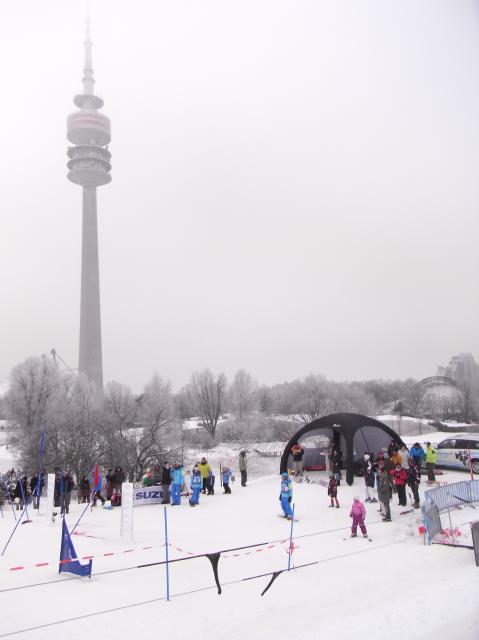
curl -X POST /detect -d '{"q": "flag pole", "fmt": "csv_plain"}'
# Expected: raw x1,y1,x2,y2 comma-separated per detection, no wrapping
287,503,295,571
164,506,170,601
70,493,93,535
36,429,46,512
18,475,32,523
1,495,34,556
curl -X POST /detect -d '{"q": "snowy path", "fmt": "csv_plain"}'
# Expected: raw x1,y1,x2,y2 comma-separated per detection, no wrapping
0,473,478,639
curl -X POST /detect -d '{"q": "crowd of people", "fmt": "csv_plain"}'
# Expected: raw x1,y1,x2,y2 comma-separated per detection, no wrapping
146,450,248,508
0,440,438,536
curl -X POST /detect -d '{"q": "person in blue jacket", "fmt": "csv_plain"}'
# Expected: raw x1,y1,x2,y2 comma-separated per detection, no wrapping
222,466,232,494
189,466,203,507
171,463,184,506
409,443,425,466
279,472,294,519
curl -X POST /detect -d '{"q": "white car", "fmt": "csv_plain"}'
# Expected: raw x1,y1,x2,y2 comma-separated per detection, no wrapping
436,433,479,474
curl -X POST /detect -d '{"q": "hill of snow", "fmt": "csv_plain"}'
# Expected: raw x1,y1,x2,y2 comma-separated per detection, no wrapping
0,467,477,639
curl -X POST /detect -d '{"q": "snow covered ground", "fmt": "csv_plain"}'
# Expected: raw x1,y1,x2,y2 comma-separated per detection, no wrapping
0,463,478,639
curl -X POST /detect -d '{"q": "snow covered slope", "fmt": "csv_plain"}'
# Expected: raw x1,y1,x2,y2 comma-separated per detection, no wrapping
0,468,478,639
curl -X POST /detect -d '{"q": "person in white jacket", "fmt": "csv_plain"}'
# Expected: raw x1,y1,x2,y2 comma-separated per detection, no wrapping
400,445,410,470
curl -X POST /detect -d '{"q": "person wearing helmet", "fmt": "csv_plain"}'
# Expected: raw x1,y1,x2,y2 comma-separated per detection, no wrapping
189,465,203,507
279,472,294,519
198,458,213,495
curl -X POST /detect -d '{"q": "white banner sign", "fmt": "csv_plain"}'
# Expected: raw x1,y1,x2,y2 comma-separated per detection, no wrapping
120,482,134,541
133,484,164,506
46,473,55,525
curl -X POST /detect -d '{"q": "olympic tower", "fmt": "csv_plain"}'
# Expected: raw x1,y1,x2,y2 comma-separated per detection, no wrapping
67,24,111,388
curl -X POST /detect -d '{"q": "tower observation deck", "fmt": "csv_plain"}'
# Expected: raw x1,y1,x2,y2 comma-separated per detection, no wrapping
67,23,111,388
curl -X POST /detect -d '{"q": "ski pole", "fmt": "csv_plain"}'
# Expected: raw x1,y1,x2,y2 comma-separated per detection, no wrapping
164,506,170,601
287,503,295,572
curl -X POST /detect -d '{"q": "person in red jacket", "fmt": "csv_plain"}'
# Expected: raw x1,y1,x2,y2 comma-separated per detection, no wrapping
391,463,408,507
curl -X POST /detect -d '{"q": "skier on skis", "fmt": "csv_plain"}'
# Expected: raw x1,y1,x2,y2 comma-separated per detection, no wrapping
189,465,202,507
349,497,368,538
328,473,339,508
279,472,294,519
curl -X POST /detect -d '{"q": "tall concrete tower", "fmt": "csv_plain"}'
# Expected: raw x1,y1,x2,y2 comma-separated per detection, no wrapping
67,23,111,388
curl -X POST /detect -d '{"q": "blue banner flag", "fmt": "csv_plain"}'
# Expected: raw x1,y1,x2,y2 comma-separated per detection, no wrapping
59,519,92,577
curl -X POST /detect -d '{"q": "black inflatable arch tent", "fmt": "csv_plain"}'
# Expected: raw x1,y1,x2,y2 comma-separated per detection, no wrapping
280,413,404,486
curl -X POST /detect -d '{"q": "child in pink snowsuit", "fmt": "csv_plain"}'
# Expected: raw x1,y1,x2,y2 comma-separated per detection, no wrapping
350,497,368,538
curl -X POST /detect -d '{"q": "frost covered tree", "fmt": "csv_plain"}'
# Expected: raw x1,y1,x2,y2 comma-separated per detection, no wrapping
228,370,258,443
188,369,227,440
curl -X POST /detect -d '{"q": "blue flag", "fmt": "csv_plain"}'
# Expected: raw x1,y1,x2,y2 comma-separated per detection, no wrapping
59,519,92,577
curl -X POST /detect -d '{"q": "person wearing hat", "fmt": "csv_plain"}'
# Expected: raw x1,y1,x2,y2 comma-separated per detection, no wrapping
239,450,248,487
189,465,203,507
171,463,184,506
327,473,339,508
279,472,294,519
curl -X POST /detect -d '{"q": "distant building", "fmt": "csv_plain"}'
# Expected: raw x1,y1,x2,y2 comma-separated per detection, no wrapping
437,353,478,386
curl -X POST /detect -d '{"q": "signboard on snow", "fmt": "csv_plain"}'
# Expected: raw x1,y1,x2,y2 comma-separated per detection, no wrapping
133,484,164,506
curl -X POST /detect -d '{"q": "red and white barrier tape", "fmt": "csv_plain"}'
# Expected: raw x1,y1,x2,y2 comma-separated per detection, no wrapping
1,538,288,573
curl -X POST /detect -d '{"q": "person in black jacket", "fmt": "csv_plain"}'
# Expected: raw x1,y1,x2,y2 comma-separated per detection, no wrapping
113,467,125,492
161,462,171,504
55,471,74,514
29,472,44,509
408,460,421,508
79,475,91,503
14,476,29,510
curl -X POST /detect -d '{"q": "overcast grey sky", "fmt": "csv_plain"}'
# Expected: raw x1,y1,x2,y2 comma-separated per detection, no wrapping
1,0,478,392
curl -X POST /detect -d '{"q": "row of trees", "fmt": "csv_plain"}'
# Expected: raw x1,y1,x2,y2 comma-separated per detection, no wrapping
2,355,479,478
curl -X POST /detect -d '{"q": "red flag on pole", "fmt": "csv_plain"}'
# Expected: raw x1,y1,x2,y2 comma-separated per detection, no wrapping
93,464,99,487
